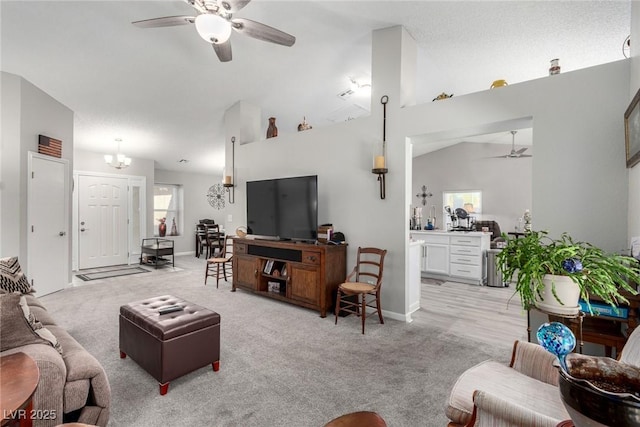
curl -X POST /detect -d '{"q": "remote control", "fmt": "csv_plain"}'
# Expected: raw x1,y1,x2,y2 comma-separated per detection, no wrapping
158,305,183,315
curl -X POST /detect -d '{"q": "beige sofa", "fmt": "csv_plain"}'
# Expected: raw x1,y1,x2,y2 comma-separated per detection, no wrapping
0,293,110,427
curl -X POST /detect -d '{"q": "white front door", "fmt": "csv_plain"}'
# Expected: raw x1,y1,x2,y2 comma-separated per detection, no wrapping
78,175,128,269
28,153,70,296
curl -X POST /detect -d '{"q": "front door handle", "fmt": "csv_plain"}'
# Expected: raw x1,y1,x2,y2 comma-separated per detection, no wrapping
80,228,86,232
59,231,66,236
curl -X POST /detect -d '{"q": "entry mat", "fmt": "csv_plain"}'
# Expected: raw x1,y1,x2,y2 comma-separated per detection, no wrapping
76,266,150,281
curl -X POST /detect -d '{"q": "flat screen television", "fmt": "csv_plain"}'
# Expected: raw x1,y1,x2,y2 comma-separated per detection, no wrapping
246,175,318,241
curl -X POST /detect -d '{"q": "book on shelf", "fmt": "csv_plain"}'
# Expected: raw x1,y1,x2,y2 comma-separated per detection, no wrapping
264,259,274,274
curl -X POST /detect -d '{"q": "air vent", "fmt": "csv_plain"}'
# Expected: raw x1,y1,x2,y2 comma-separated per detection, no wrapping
337,88,355,100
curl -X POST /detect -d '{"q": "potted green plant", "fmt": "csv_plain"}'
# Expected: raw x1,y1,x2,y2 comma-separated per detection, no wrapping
496,230,640,315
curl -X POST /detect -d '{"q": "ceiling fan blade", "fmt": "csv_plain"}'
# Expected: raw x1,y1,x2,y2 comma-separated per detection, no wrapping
231,18,296,47
132,16,195,28
219,0,252,13
213,40,232,62
515,147,528,155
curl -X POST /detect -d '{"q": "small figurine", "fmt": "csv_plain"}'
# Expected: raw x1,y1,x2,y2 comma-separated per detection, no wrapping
523,209,532,232
297,116,312,132
432,92,453,101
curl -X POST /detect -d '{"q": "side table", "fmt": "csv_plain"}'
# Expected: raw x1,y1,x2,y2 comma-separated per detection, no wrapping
324,411,387,427
1,352,40,427
139,238,174,269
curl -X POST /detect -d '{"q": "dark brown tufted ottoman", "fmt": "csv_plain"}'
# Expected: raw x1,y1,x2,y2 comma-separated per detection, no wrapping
119,295,220,395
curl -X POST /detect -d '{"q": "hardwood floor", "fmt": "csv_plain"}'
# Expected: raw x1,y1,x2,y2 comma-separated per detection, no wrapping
419,278,529,350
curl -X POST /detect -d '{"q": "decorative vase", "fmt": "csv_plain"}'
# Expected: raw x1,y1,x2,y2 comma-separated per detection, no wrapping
535,274,581,315
559,361,640,426
266,117,278,139
159,222,167,237
170,218,177,236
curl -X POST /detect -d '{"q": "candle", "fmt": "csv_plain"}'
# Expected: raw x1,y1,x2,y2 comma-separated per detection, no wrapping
374,155,385,169
224,175,232,185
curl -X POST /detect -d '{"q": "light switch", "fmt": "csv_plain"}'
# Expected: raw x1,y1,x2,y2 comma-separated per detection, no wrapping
227,214,233,222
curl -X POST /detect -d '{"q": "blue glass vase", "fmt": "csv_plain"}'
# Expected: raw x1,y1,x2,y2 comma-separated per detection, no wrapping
536,322,576,372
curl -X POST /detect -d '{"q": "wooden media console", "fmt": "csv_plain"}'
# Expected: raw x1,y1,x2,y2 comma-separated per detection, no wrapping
231,238,347,317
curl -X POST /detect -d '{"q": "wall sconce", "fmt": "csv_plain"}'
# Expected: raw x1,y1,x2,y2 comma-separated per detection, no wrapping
372,95,389,199
223,136,235,204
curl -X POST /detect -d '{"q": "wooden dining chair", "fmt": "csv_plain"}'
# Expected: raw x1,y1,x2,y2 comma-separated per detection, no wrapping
195,223,208,258
205,235,234,287
334,247,387,334
204,224,223,259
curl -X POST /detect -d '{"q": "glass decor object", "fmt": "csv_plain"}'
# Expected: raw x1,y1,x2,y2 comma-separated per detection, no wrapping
549,58,561,75
537,321,576,372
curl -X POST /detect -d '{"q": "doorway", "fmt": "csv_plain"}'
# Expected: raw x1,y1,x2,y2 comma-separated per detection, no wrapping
74,172,147,270
27,152,70,296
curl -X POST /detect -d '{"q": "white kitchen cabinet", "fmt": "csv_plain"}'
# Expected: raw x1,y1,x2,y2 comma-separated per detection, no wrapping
410,230,490,285
409,240,422,317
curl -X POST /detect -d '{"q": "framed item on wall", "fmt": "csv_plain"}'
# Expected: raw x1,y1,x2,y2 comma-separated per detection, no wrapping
625,87,640,168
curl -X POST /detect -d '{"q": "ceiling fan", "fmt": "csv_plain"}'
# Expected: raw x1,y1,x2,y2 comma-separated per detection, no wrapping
132,0,296,62
492,130,532,159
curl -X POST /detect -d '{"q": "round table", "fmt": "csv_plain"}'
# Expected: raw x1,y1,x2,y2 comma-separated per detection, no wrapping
324,411,387,427
1,352,40,427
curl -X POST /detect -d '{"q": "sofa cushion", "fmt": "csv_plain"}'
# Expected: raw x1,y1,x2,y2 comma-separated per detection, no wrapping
0,293,61,353
0,256,33,294
445,359,569,425
17,295,63,354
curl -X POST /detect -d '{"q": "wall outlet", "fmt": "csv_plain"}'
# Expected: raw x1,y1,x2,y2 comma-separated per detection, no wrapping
227,214,233,222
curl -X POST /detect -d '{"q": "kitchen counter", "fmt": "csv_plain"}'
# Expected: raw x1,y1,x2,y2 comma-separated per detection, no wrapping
409,230,490,285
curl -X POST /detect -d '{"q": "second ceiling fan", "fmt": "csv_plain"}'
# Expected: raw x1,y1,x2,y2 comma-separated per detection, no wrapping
132,0,296,62
492,130,532,159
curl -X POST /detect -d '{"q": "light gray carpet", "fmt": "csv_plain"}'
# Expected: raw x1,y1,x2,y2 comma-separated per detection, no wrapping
40,256,512,427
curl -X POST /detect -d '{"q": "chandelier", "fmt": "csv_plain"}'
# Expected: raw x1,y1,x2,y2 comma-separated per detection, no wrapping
104,138,131,169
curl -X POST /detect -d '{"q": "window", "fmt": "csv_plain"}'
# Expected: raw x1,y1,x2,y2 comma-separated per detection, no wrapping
443,190,482,214
154,184,183,236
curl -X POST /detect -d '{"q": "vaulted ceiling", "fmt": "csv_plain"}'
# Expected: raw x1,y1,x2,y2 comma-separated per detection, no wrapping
1,1,631,173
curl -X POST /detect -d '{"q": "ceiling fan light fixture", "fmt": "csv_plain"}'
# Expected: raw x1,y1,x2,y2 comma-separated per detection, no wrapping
195,14,231,44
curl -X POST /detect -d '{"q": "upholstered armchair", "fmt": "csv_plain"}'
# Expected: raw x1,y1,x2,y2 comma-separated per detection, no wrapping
445,340,570,427
475,220,505,249
446,326,640,427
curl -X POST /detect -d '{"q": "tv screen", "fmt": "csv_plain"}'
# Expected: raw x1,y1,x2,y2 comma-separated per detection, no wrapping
246,175,318,241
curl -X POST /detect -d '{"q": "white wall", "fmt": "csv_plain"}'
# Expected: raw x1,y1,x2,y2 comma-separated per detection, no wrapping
154,169,225,254
412,141,533,232
0,72,74,281
401,61,630,252
628,1,640,244
226,30,631,319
